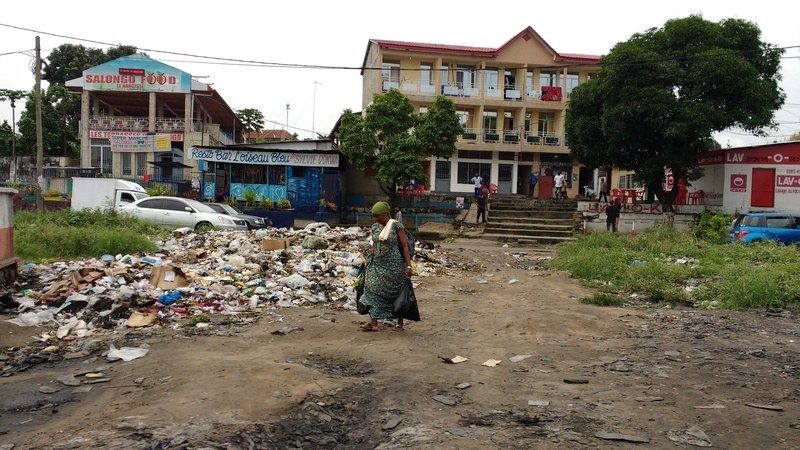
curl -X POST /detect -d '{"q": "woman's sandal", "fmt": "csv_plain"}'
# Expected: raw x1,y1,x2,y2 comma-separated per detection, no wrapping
393,324,405,332
360,322,379,332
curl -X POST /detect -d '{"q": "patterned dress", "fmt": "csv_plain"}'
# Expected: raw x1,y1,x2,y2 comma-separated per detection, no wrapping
362,220,406,320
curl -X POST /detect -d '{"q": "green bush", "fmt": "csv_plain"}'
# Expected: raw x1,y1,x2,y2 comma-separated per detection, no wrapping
146,183,172,196
14,209,161,262
243,189,257,208
581,293,625,306
693,211,734,244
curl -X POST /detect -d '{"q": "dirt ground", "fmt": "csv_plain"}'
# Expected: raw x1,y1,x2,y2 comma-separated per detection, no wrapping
1,239,799,449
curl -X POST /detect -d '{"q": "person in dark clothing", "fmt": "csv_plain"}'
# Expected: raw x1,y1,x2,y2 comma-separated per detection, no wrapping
476,182,489,224
606,199,621,232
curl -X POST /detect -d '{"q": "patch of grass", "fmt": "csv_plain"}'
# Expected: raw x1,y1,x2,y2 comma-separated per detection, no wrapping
549,225,800,311
186,313,210,326
14,209,161,263
581,293,625,306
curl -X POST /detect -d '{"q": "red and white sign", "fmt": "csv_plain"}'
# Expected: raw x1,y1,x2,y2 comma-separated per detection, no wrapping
89,130,183,142
730,174,747,192
777,175,800,187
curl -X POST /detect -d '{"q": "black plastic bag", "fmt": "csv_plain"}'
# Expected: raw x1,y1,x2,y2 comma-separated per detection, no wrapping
356,281,370,315
393,279,420,321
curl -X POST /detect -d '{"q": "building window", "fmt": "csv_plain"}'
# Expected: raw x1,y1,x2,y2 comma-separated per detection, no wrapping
499,152,515,161
566,72,580,95
484,68,499,94
538,112,555,135
291,166,307,178
231,164,267,184
382,61,400,91
420,63,433,86
122,153,131,176
456,65,477,90
539,71,561,87
457,162,491,184
268,165,286,184
90,139,112,175
136,153,146,176
458,150,492,160
482,111,497,132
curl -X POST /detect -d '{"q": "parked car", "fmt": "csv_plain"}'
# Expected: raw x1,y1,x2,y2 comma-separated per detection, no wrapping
119,196,248,231
207,203,271,230
727,212,800,244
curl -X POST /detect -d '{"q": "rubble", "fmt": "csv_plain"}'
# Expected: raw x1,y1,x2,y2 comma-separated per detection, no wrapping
1,224,448,377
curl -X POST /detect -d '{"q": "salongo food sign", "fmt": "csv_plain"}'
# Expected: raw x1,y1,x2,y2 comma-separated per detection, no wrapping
81,55,191,93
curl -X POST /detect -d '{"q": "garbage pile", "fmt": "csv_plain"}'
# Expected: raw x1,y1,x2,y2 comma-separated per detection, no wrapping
1,223,447,375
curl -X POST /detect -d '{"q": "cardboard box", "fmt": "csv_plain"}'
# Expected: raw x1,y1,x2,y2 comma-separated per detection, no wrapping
149,265,189,289
260,238,290,251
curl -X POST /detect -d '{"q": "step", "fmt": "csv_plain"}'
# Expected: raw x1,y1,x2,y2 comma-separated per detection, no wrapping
485,227,574,238
485,222,573,232
482,232,576,245
490,210,575,219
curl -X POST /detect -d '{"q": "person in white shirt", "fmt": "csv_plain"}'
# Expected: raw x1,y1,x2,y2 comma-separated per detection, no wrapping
553,172,566,201
470,172,483,198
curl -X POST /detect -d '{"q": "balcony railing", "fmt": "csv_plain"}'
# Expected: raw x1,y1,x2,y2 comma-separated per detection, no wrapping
383,75,570,105
88,116,200,132
457,129,567,147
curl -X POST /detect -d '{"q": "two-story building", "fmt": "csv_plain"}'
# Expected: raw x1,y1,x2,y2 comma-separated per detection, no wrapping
65,54,243,194
359,27,601,198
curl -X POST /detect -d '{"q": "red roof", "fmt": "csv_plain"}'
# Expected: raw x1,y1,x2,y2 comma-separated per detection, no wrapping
247,129,293,141
363,27,601,73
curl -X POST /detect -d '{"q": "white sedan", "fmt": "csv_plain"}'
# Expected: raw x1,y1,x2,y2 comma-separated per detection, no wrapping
119,196,248,231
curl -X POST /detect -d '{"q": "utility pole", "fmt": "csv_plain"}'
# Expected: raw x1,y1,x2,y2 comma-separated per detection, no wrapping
285,103,290,140
35,36,44,213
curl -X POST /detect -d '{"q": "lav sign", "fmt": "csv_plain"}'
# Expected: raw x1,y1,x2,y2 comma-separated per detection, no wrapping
777,175,800,187
730,174,747,192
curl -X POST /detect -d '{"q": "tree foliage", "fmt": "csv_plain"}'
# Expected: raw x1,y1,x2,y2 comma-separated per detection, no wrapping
566,15,785,212
17,85,79,157
235,108,265,133
14,45,138,159
336,89,463,201
42,44,138,85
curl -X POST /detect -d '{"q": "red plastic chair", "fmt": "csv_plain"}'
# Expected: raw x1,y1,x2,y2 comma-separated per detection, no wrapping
688,190,704,204
609,188,623,203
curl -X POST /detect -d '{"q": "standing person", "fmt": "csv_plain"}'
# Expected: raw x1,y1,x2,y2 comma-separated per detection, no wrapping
606,199,620,232
476,182,489,224
471,171,483,198
359,201,413,332
553,171,565,201
528,171,539,198
598,178,608,202
394,206,403,225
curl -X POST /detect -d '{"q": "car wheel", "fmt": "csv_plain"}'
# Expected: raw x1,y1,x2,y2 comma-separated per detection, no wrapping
195,221,213,231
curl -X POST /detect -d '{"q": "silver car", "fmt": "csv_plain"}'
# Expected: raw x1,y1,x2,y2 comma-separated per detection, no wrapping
207,203,270,230
119,196,248,231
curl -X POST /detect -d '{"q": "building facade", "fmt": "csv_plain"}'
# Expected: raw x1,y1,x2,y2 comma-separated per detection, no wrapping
65,54,243,193
360,27,600,197
694,141,800,214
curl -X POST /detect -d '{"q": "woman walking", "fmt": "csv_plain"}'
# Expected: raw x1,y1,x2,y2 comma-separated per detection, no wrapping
359,201,413,332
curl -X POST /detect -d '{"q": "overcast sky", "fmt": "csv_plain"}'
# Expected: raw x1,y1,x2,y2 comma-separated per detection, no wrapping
1,0,798,148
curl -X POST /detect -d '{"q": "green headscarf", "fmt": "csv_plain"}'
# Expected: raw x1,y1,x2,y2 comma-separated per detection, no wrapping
371,201,390,216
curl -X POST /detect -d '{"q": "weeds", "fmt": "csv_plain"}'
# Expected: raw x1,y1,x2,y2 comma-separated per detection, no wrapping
15,209,161,263
581,293,625,306
549,226,800,311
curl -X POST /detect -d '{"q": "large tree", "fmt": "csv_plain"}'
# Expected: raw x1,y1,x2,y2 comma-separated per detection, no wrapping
14,45,139,160
337,89,463,205
566,15,785,212
17,85,78,158
235,108,265,134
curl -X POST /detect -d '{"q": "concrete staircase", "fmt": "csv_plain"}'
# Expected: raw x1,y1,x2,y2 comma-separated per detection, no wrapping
482,196,578,245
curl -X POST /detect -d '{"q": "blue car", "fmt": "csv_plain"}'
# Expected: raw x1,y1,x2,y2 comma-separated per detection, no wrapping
728,212,800,244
